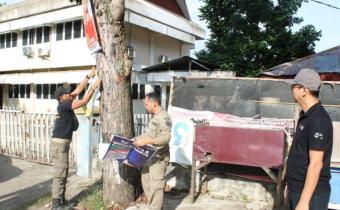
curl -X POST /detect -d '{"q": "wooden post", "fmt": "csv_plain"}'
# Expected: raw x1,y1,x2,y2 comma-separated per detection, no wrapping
275,166,284,208
190,155,196,203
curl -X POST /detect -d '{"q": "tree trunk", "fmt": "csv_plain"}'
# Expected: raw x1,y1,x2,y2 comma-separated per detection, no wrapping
92,0,141,203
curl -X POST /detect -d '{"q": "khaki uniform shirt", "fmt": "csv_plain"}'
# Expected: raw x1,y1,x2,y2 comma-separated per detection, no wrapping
137,109,172,156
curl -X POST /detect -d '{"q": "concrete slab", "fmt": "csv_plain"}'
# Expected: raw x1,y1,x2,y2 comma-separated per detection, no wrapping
125,193,248,210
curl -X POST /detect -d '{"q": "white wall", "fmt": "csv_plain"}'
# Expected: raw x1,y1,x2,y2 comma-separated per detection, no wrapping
0,37,95,72
128,24,184,69
154,34,181,65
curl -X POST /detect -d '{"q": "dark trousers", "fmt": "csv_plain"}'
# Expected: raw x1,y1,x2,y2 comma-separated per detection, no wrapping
288,191,330,210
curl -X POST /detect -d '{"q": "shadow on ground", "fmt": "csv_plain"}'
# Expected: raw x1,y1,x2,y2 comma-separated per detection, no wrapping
0,154,23,183
0,179,52,210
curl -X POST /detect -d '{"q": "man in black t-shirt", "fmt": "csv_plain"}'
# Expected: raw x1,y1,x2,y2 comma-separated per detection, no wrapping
51,67,100,210
286,68,333,210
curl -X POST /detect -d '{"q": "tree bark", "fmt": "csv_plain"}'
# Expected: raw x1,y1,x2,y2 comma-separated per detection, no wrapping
92,0,141,203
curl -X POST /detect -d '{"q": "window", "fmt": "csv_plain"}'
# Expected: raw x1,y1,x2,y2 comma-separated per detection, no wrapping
12,33,17,47
65,22,73,40
22,30,28,46
50,84,56,99
8,84,30,99
44,26,51,43
73,20,81,38
20,85,25,98
132,84,138,99
154,85,161,96
56,23,64,41
26,85,31,98
70,83,77,92
5,33,11,48
140,84,145,99
0,34,4,49
0,32,17,49
56,20,84,41
8,85,14,98
34,83,84,99
36,84,42,99
14,85,19,98
43,84,49,99
22,27,50,46
29,28,35,45
36,27,43,44
37,84,63,99
132,84,146,99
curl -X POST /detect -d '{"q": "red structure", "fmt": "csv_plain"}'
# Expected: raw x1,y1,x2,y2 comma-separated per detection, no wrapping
190,125,287,207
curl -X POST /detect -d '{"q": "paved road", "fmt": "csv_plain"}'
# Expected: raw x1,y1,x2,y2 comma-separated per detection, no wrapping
0,155,97,210
0,155,53,210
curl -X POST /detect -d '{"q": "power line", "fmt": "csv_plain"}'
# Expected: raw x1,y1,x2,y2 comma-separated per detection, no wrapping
304,0,340,11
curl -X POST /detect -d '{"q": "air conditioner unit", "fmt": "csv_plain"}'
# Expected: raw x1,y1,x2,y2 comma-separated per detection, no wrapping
159,55,172,63
37,46,51,57
22,47,34,57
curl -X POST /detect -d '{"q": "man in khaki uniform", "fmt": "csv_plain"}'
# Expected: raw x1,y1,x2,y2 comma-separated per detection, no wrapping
134,92,172,210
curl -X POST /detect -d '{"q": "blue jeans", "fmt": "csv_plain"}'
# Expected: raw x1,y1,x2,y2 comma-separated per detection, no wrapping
288,191,330,210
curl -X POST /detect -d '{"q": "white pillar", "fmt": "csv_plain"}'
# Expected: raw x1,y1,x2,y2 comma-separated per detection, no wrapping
161,83,167,109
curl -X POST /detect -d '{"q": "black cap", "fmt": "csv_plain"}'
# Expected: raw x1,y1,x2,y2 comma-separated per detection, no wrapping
54,86,71,99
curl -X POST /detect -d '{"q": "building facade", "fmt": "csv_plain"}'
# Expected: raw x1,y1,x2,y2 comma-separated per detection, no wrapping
0,0,205,113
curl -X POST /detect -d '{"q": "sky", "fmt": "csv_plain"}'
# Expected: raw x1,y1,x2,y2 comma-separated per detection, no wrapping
2,0,340,55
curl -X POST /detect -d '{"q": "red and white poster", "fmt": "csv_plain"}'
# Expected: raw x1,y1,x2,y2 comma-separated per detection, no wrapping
82,0,102,54
168,106,295,165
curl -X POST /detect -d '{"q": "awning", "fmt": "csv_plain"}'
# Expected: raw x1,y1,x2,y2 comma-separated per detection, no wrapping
0,70,88,84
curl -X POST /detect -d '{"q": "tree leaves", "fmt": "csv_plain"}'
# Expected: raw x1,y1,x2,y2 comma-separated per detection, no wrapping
196,0,321,77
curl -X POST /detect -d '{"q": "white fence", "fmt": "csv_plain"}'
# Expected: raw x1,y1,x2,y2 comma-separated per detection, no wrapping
0,110,150,165
0,110,79,165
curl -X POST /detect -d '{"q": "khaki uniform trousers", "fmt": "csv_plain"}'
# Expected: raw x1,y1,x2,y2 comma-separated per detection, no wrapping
141,156,169,210
50,138,70,199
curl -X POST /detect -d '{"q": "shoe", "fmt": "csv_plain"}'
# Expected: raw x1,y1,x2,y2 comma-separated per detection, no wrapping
60,194,76,210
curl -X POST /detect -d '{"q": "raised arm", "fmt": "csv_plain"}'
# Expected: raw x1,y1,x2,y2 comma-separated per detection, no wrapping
71,78,100,110
71,66,97,97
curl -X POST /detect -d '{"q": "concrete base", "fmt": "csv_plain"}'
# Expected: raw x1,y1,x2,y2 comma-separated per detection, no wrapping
164,164,276,208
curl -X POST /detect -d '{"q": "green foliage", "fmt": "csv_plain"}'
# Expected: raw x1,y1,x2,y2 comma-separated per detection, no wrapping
195,0,321,77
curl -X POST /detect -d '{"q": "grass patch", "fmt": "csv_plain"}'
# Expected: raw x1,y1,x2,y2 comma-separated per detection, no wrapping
18,192,51,210
77,181,107,210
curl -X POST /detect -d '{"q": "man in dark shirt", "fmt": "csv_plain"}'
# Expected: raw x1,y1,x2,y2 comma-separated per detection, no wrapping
51,67,100,210
286,68,333,210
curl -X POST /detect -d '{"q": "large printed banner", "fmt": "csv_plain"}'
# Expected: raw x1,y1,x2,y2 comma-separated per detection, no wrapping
168,106,294,165
103,135,156,169
82,0,102,54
